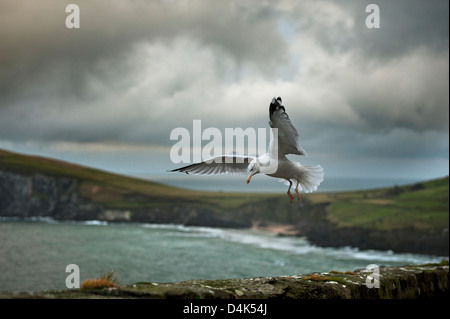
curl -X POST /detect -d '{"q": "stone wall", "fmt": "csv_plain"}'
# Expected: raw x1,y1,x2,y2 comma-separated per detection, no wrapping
2,263,448,299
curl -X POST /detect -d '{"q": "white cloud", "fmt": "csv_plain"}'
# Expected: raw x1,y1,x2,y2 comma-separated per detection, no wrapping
0,0,448,181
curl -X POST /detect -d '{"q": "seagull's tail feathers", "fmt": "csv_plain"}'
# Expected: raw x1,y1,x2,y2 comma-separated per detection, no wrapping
298,165,324,193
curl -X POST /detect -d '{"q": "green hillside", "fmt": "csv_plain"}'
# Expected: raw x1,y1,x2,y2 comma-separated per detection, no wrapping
308,177,449,231
0,149,276,211
1,148,448,232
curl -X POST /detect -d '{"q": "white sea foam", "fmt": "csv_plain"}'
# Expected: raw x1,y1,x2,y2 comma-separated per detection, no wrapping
1,218,443,265
141,223,190,231
147,223,446,265
1,219,445,292
82,220,108,226
0,216,58,223
0,216,109,226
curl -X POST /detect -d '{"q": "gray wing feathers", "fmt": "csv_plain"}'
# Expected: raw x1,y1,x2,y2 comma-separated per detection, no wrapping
170,155,254,176
270,108,306,156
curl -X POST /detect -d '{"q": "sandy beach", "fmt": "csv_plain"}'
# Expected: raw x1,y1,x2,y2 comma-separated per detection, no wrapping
251,223,300,237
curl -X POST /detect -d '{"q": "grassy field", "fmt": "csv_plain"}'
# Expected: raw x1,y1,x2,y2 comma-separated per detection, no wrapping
1,148,448,231
307,177,449,231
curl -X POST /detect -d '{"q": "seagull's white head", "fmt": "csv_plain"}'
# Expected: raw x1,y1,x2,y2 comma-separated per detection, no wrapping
246,159,261,184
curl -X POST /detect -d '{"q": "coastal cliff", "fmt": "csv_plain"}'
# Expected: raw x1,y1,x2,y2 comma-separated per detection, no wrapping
1,149,448,256
0,169,275,227
294,199,449,256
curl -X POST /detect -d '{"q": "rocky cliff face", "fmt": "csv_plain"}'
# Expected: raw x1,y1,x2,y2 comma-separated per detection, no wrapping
297,219,449,256
0,170,254,227
1,169,448,256
294,200,449,256
0,171,80,218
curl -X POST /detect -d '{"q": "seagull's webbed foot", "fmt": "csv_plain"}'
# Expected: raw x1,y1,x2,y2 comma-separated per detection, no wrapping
287,191,294,204
286,180,294,204
295,181,300,201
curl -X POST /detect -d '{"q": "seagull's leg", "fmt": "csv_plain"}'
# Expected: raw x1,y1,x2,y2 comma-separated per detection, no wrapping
286,180,294,203
295,180,300,201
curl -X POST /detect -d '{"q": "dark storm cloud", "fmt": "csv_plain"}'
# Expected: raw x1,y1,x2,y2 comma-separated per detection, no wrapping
0,0,286,102
342,49,449,134
278,0,449,135
354,0,449,58
0,0,291,147
0,0,448,180
288,0,449,59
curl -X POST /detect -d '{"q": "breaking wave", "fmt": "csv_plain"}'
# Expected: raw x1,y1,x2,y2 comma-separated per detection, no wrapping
140,223,445,265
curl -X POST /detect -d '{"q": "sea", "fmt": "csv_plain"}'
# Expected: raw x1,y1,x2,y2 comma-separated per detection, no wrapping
0,217,445,292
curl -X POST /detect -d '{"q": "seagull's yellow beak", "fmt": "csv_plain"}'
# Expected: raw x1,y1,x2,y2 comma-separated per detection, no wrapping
247,174,252,184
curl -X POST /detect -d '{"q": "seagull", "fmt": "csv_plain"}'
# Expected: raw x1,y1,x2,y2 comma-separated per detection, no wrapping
170,97,324,203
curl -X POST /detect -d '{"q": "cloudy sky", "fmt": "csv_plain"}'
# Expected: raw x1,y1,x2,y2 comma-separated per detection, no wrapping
0,0,448,189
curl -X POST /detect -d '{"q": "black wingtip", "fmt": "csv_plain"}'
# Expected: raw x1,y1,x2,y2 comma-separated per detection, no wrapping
169,163,199,174
269,96,285,115
168,168,190,174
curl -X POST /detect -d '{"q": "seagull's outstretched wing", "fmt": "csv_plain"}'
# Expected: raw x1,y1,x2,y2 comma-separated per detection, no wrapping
170,155,255,176
269,97,306,157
